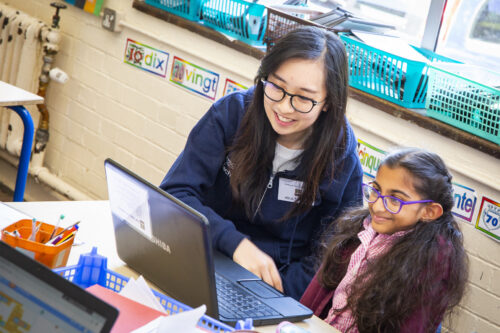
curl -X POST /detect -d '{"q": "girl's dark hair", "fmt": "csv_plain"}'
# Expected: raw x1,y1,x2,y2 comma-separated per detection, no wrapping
228,26,349,219
318,148,468,332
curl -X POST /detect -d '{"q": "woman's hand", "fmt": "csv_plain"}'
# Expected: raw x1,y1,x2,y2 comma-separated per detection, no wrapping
233,238,284,292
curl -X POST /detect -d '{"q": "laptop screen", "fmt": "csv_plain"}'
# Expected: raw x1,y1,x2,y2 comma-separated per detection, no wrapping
0,242,117,332
104,158,218,317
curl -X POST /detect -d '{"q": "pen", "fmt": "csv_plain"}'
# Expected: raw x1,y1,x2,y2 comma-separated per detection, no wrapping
29,218,39,241
47,221,80,244
50,224,79,245
49,214,65,240
53,226,78,245
3,230,16,237
55,232,75,245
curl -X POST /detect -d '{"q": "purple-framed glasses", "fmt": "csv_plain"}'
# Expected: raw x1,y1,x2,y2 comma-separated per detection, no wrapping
362,183,434,214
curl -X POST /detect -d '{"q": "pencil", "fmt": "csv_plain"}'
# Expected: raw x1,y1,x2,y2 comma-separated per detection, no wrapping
47,221,80,244
55,232,75,245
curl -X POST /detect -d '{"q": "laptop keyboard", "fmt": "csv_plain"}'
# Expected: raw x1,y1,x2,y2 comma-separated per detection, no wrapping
215,273,281,319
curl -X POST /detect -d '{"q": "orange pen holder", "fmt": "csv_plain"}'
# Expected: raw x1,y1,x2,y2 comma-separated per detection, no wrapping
1,219,75,269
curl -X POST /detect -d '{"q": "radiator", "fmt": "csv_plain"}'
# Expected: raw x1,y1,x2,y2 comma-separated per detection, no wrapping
0,3,49,156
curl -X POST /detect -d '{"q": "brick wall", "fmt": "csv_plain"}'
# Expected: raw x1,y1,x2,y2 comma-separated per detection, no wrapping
6,0,258,199
4,0,499,331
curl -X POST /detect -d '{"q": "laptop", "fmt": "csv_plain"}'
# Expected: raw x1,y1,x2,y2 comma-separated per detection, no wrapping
0,240,118,333
104,158,313,326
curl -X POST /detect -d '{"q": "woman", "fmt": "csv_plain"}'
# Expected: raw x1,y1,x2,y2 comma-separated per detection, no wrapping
160,26,363,300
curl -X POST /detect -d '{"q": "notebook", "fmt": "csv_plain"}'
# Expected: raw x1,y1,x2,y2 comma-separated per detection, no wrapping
0,240,118,333
104,158,313,326
86,284,166,333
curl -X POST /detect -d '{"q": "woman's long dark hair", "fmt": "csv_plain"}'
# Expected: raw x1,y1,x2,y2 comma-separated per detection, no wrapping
318,148,468,332
228,26,349,219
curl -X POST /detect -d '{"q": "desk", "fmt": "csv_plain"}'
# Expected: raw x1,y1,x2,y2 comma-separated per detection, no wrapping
0,81,44,201
3,200,339,333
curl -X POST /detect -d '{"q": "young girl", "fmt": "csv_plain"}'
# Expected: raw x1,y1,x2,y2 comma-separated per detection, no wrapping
300,148,468,332
160,26,363,300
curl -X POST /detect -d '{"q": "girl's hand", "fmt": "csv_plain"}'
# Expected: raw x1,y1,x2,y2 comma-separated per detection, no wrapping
233,238,284,292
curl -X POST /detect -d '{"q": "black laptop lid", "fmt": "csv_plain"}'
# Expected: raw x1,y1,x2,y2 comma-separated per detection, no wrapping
104,158,219,317
0,241,118,333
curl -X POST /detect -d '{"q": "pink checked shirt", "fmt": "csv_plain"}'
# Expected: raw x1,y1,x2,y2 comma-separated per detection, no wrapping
325,217,409,332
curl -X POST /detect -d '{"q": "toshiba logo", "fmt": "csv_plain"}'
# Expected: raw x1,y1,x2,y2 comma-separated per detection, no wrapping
151,235,171,254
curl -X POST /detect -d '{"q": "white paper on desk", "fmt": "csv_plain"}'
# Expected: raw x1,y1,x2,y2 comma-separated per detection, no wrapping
352,31,430,63
131,305,207,333
0,203,30,229
119,276,166,313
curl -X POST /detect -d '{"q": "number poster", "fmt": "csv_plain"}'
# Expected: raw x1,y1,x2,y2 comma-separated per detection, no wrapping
475,196,500,242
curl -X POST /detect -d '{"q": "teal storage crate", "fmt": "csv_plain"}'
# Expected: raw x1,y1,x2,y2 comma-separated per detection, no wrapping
426,64,500,145
146,0,202,21
339,33,460,108
200,0,267,46
54,247,234,332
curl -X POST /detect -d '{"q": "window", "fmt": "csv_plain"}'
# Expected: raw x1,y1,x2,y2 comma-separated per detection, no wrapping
471,0,500,42
437,0,500,73
304,0,500,73
307,0,433,46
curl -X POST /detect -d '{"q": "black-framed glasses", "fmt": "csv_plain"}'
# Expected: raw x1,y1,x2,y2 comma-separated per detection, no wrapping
261,79,325,113
362,183,434,214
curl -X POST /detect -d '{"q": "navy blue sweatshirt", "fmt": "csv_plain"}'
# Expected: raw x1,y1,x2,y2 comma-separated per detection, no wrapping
160,88,363,300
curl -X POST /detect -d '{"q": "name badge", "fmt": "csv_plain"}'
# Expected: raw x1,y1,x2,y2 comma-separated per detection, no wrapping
278,178,304,203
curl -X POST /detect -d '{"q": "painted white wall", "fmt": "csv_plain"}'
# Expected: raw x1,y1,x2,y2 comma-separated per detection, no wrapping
3,0,499,331
4,0,259,199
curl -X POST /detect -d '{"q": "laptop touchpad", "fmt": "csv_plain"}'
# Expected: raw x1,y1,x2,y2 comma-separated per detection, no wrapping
239,280,283,298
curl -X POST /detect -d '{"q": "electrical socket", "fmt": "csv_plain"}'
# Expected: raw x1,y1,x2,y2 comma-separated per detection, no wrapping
101,7,122,32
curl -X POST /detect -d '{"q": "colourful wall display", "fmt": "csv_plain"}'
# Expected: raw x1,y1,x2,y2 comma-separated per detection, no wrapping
451,183,477,223
475,197,500,242
170,56,219,100
64,0,103,16
223,79,247,96
124,39,170,78
357,139,386,178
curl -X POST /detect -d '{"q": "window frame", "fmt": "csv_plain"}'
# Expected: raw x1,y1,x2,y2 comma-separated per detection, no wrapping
421,0,447,51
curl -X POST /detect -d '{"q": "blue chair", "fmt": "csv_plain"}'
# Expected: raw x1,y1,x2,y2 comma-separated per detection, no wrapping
8,105,34,202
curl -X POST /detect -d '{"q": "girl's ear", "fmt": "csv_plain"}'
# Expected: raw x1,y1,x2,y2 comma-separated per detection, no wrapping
421,203,444,222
